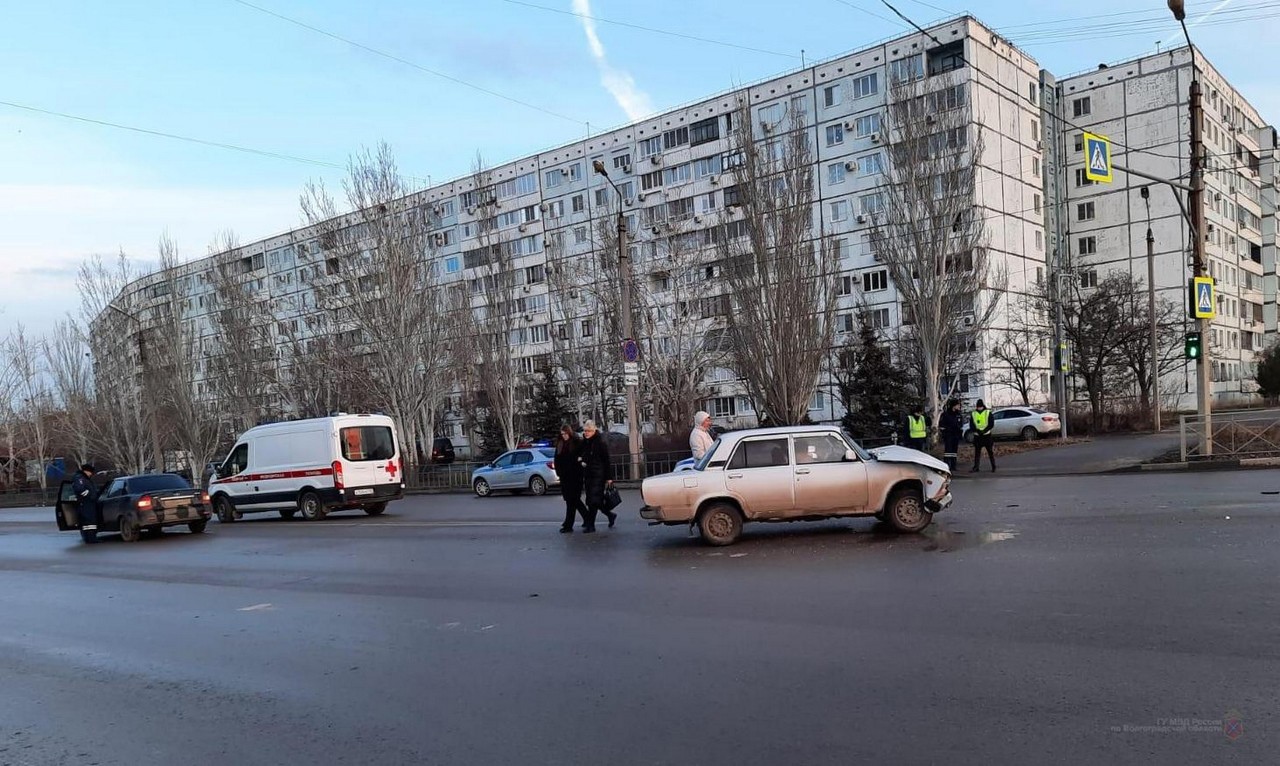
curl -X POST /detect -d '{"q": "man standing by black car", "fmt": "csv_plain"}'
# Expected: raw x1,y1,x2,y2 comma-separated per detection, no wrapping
72,463,100,543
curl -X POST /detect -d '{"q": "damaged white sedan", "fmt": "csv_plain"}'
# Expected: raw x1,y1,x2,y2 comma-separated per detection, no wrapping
640,426,952,546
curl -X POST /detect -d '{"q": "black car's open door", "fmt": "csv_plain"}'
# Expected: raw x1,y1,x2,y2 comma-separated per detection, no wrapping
55,480,80,531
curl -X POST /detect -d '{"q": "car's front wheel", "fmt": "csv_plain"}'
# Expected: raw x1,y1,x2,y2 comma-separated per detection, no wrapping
473,478,491,497
215,496,236,524
698,502,743,546
188,520,208,534
529,475,548,496
1021,426,1039,441
885,489,932,533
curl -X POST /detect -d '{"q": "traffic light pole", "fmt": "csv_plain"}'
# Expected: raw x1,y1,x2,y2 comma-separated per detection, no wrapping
1188,75,1213,455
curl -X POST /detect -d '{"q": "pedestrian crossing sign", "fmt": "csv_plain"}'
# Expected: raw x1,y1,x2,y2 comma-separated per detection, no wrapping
1083,132,1112,183
1190,276,1216,319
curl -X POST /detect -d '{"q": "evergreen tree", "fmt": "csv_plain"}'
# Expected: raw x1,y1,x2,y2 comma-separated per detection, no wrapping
836,320,916,442
1256,343,1280,402
474,408,509,460
524,372,571,440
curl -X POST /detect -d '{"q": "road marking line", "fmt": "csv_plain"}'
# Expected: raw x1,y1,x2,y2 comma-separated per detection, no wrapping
238,603,274,611
283,521,561,527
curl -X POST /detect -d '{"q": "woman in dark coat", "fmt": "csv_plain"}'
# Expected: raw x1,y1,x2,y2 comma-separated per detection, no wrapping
554,425,587,533
578,420,616,533
939,399,964,472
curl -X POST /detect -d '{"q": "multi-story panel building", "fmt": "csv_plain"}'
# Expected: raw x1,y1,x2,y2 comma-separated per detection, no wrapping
92,16,1275,456
1056,48,1277,406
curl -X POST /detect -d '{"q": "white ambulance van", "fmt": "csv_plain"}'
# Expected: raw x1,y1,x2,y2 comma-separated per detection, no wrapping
209,414,405,522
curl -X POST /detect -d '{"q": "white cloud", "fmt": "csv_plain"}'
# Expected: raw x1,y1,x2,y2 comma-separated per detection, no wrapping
571,0,654,121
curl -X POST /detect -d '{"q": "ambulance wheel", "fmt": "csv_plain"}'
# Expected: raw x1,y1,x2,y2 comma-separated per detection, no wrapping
299,491,327,521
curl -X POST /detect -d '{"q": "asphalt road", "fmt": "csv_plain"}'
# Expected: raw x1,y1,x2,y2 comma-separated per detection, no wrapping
3,474,1279,765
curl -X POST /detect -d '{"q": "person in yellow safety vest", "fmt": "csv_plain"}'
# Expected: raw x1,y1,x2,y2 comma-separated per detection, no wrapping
970,399,997,472
903,405,928,452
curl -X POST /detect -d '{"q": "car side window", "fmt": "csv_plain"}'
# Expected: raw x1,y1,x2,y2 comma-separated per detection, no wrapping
225,443,248,475
493,453,515,469
727,438,791,470
106,479,125,497
511,452,533,466
1004,410,1026,419
793,435,848,465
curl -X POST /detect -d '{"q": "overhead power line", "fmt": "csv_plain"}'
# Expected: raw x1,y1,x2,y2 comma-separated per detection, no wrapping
228,0,585,126
0,99,346,170
497,0,800,59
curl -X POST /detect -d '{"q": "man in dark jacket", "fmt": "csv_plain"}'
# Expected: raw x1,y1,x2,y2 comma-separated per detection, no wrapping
71,463,100,543
578,420,616,533
939,400,963,472
970,399,996,472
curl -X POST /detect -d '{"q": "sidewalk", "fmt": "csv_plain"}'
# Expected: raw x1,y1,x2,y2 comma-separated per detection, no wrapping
958,432,1181,477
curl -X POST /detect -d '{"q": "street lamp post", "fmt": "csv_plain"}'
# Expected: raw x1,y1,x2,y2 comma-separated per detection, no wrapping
1170,0,1213,454
592,160,643,481
1142,186,1162,434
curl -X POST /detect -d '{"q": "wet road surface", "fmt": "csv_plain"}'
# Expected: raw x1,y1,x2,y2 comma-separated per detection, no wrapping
3,472,1279,764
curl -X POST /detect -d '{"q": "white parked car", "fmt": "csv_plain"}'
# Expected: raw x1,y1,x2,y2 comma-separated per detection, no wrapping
639,426,952,546
963,408,1062,442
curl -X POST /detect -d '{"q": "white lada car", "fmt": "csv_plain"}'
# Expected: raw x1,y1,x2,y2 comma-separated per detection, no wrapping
640,425,952,546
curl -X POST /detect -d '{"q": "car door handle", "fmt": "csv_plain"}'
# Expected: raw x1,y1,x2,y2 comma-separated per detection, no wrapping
727,473,743,479
795,468,811,475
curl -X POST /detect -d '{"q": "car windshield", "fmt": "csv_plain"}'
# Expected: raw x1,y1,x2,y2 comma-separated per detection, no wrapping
693,440,721,470
838,432,875,461
127,474,192,493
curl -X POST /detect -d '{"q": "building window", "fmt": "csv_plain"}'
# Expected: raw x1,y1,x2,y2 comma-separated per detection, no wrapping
825,123,844,147
867,307,891,329
1074,134,1084,152
689,117,720,146
823,84,842,108
809,391,826,411
1035,230,1043,251
663,163,692,185
862,269,889,291
1032,157,1041,177
857,153,884,176
693,156,721,179
837,275,855,296
641,170,664,191
830,200,850,222
1075,169,1095,187
837,313,855,333
1077,202,1096,221
1072,97,1092,118
613,153,631,169
544,169,562,188
854,113,880,138
829,163,847,185
1078,236,1097,255
1033,194,1041,214
572,195,585,213
445,256,460,274
851,73,878,99
859,194,884,215
889,55,924,83
580,319,593,338
709,396,737,418
574,227,588,245
638,136,663,159
1080,269,1098,288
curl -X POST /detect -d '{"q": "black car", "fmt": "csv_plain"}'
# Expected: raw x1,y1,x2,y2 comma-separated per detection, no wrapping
57,473,212,544
430,437,456,464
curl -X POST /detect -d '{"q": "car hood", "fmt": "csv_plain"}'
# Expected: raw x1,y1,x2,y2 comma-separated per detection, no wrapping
869,445,950,474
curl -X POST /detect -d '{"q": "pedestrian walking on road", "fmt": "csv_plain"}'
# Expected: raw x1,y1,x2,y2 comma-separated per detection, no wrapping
578,420,617,533
904,405,929,452
72,463,100,544
970,399,996,472
939,400,963,472
554,425,588,533
690,410,715,461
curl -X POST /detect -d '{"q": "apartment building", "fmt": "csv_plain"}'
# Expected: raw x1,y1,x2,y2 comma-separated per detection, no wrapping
1056,47,1278,407
94,17,1279,454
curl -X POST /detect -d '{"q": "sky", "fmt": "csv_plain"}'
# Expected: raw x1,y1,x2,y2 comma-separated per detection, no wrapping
2,0,1277,336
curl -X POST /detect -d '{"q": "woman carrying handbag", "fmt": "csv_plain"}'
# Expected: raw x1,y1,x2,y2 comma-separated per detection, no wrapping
578,420,618,533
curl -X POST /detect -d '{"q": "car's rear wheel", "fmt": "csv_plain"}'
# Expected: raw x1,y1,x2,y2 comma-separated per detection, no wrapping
188,520,208,534
698,502,743,546
279,509,297,520
215,496,236,524
473,478,491,498
364,502,387,516
119,515,141,543
299,491,327,521
886,489,932,533
79,528,97,544
529,475,548,496
1021,426,1039,441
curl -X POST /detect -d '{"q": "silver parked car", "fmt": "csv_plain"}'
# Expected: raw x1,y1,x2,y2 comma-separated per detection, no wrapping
471,449,560,497
963,407,1062,442
640,426,952,546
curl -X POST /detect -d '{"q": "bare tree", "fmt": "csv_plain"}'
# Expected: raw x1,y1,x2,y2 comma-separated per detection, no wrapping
716,98,839,426
150,234,225,486
0,347,21,488
5,325,52,489
206,230,279,434
1118,284,1184,419
869,74,1005,435
302,143,452,465
43,315,95,468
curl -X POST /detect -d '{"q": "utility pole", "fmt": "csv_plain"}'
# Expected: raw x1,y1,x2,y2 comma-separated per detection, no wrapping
1171,0,1213,454
593,161,643,481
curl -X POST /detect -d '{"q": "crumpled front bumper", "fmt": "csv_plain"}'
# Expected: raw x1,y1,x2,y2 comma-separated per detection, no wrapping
926,491,953,513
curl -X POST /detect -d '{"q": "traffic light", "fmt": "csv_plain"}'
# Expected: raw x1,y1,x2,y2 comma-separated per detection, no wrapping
1054,342,1069,373
1185,331,1202,360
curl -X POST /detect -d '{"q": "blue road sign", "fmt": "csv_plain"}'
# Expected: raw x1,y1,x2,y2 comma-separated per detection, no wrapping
1083,132,1113,183
1190,277,1216,319
621,338,641,363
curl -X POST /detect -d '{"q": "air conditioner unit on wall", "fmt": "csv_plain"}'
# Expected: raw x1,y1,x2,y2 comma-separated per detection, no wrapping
623,163,633,174
961,315,975,328
709,175,719,185
624,197,635,206
651,155,663,166
845,161,857,172
871,135,881,144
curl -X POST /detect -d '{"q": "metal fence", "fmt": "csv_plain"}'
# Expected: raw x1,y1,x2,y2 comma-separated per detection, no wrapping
1180,411,1280,461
